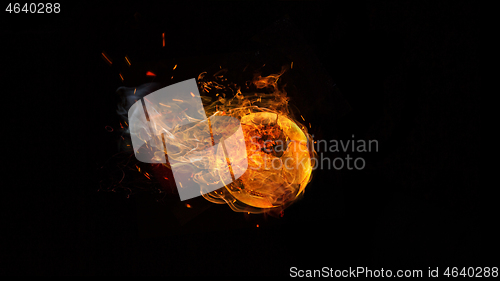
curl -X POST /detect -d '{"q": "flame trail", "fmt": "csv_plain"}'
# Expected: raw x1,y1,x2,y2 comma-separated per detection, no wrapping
116,66,316,215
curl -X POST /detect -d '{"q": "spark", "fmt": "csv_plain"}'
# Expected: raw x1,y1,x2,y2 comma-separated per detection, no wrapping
119,73,124,81
291,61,294,69
101,52,112,65
172,99,183,102
162,33,165,47
173,64,177,70
146,71,156,76
125,56,131,66
134,88,136,95
190,92,195,97
301,115,305,121
186,204,192,208
159,103,171,107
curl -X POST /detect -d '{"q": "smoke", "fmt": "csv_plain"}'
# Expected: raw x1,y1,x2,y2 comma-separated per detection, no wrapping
115,82,163,124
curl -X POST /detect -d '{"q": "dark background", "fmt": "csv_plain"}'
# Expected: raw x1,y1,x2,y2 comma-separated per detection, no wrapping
2,1,481,276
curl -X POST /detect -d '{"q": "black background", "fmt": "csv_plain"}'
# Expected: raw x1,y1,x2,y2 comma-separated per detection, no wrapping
2,1,481,276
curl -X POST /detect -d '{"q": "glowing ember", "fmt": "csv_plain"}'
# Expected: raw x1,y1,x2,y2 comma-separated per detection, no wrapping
181,66,315,214
101,52,112,65
200,108,314,213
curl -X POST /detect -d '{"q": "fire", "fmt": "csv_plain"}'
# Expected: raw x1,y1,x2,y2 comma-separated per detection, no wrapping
121,65,315,215
194,66,315,214
213,111,313,209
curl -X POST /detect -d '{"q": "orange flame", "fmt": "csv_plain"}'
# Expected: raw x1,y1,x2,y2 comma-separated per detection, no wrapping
129,65,315,215
197,66,315,214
